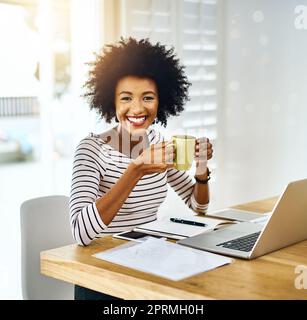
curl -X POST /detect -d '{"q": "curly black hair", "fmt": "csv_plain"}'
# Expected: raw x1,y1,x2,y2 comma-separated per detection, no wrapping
83,37,191,127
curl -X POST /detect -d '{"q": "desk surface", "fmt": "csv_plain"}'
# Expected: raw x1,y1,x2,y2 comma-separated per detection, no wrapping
41,197,307,299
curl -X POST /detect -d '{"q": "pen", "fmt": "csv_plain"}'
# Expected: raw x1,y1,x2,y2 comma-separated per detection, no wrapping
170,218,207,227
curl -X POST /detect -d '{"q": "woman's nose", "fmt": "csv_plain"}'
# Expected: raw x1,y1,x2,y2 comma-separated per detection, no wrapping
129,102,145,114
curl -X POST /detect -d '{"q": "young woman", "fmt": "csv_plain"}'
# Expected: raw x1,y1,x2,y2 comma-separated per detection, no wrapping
70,38,213,299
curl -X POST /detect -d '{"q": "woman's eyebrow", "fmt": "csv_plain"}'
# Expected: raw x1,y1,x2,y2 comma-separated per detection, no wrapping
143,91,156,95
119,91,132,95
118,91,156,95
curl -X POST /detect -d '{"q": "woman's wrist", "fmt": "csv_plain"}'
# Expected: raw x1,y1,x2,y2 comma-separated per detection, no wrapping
195,167,210,180
195,167,211,183
128,161,144,179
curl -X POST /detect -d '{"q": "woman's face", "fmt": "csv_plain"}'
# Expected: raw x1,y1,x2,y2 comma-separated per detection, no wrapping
115,75,158,135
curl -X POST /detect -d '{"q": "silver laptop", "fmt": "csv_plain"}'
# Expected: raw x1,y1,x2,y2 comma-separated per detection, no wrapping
177,179,307,259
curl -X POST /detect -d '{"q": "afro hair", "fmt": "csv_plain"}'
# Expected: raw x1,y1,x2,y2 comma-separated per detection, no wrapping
83,37,191,127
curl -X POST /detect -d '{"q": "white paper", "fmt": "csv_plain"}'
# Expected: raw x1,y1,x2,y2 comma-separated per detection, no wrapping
249,212,272,223
93,238,233,281
134,215,234,239
206,208,266,222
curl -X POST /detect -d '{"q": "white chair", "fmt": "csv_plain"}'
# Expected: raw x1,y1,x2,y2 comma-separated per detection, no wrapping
20,195,74,300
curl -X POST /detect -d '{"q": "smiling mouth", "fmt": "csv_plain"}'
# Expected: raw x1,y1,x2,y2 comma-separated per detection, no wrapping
126,115,148,126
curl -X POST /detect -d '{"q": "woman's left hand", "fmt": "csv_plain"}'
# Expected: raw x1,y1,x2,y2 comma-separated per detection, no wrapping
194,137,213,176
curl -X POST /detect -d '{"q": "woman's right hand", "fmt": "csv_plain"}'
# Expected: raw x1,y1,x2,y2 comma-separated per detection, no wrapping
132,141,175,176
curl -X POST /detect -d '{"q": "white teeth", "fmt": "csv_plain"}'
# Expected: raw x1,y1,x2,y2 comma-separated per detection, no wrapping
127,116,146,123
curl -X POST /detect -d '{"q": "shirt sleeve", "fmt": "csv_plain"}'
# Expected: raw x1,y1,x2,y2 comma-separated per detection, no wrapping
69,138,108,246
166,168,209,215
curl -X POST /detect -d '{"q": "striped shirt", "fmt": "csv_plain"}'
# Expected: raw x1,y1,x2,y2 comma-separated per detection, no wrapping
69,127,208,246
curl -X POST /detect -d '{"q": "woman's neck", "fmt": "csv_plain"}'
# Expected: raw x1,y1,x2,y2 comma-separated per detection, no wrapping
116,125,149,157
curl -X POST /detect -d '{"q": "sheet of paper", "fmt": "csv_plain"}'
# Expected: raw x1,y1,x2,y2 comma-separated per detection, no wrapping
134,215,233,239
206,208,265,222
249,212,272,223
93,238,233,281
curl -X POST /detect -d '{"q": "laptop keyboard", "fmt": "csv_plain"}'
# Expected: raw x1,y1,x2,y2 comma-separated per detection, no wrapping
216,231,261,252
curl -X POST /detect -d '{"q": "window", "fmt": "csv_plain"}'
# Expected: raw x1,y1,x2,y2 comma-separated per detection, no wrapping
118,0,219,177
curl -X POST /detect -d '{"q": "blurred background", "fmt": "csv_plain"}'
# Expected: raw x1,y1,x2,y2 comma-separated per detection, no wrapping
0,0,307,299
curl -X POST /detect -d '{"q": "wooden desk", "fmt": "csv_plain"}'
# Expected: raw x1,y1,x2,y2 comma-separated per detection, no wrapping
40,197,307,299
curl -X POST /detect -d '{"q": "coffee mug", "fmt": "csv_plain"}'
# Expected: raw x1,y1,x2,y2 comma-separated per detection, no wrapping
172,135,196,170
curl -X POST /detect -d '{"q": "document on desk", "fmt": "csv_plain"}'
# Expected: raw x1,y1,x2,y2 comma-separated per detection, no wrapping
133,216,235,240
93,238,233,281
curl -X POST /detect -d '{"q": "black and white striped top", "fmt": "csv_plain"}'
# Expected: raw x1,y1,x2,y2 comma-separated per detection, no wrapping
69,127,208,246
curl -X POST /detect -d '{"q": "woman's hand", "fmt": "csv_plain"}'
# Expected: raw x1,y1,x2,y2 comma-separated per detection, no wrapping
194,137,213,177
132,141,175,176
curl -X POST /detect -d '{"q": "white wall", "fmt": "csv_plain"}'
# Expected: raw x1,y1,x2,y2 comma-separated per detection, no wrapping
216,0,307,208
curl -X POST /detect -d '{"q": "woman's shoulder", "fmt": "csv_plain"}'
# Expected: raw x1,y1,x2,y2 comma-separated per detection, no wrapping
76,132,111,153
150,126,168,144
76,126,163,149
147,126,165,144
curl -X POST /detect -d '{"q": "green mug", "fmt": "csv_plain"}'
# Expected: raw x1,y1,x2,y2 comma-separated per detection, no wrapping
172,135,196,171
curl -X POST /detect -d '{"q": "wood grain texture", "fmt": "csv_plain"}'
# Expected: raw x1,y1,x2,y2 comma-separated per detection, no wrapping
40,197,307,299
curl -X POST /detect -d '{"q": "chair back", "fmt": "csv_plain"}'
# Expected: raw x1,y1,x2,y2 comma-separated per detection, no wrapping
20,195,74,300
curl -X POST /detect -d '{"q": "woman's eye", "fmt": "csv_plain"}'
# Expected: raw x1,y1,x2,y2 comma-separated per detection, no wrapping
121,97,131,102
144,96,154,102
